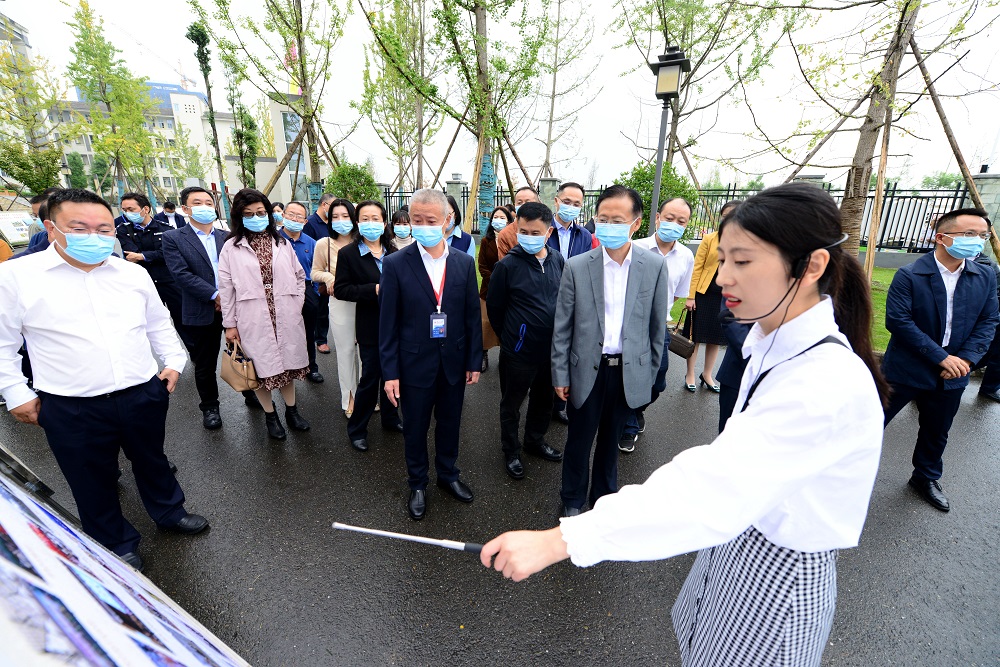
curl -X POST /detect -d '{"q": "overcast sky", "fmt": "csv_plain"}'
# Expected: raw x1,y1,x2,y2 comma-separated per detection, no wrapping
8,0,1000,190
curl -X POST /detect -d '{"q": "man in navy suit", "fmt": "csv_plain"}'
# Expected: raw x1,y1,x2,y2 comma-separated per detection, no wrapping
380,188,483,520
883,208,999,512
153,200,185,228
161,186,231,430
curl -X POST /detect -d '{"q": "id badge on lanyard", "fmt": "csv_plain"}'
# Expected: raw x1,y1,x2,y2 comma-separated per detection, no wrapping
430,264,447,339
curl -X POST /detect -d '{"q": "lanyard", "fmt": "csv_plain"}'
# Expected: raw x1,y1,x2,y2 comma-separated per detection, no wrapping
432,263,447,313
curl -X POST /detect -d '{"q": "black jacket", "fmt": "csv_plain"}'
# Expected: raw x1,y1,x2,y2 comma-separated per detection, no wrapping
486,245,565,364
334,241,394,346
116,218,175,283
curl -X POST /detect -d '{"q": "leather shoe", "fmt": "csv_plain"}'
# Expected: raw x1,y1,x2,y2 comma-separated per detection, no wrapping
202,408,222,430
505,455,525,480
160,513,210,535
437,478,474,503
284,405,310,431
561,505,582,518
306,370,325,383
908,475,950,512
119,551,144,571
350,438,369,452
524,442,563,462
408,490,426,520
553,409,569,424
382,421,404,433
265,410,286,440
979,389,1000,403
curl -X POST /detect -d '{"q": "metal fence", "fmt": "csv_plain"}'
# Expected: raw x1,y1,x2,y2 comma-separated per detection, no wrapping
380,183,970,252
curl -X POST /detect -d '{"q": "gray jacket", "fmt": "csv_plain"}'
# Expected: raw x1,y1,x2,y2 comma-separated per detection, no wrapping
551,245,670,409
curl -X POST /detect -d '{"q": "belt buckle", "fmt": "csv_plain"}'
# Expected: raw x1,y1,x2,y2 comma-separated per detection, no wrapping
606,356,620,367
263,283,273,290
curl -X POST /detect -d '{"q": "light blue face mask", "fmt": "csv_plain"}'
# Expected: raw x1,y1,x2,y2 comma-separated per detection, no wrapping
491,218,508,231
243,215,270,232
393,225,411,239
411,224,444,248
124,211,144,224
283,219,305,233
944,235,985,260
517,233,546,255
557,203,581,223
189,206,217,224
59,232,116,265
330,220,354,236
358,221,385,242
657,220,685,243
595,222,633,250
272,212,284,225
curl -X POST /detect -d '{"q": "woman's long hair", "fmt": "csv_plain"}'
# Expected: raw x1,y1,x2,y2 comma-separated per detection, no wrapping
355,200,395,252
486,206,513,240
326,198,358,240
229,188,283,245
719,183,890,407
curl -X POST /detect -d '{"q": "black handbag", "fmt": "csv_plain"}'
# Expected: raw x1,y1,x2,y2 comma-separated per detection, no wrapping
668,309,696,359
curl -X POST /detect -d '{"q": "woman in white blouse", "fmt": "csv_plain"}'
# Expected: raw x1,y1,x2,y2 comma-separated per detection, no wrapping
480,183,889,667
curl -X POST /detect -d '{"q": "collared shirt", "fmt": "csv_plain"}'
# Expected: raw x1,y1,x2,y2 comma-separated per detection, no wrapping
164,212,178,228
554,218,573,258
633,236,694,312
281,229,317,281
934,255,964,347
559,297,884,566
358,240,385,273
418,242,450,303
448,226,476,258
601,245,632,354
0,246,187,409
193,226,221,297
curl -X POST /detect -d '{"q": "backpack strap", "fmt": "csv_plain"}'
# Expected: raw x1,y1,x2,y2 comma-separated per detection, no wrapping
739,336,846,414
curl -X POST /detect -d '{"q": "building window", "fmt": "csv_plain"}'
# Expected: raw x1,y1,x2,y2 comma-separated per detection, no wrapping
75,137,82,144
167,120,174,130
160,121,165,128
282,111,309,200
152,176,160,186
83,154,90,165
159,158,167,169
163,177,172,187
168,139,176,148
173,104,180,113
48,113,55,122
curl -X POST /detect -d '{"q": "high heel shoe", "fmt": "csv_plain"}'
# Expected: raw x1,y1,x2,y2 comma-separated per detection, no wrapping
699,374,721,393
684,379,697,392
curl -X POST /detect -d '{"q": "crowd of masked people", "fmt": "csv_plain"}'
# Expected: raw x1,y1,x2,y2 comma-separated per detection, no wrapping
0,182,997,571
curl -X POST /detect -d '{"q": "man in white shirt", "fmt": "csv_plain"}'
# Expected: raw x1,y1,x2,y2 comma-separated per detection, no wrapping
619,198,695,452
0,189,210,572
153,200,185,229
551,185,670,517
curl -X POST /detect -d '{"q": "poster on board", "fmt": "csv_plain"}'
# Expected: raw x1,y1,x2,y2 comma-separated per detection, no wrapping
0,473,249,667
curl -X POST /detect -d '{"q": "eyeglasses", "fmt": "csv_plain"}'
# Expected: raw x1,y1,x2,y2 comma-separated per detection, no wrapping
59,226,116,238
943,232,992,241
282,211,307,222
595,216,639,225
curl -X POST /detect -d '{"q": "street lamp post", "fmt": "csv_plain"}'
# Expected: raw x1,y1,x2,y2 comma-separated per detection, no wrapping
648,46,691,231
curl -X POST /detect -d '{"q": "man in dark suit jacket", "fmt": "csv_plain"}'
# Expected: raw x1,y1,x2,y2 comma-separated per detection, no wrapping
153,200,185,228
161,186,232,430
883,208,999,512
380,189,483,521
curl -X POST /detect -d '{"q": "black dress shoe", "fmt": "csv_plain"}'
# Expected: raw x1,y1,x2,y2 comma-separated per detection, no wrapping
980,389,1000,403
306,370,325,383
505,455,525,480
437,478,474,503
553,409,569,424
285,405,310,431
524,442,563,462
120,551,144,571
637,413,646,433
382,421,404,433
168,461,178,474
908,476,950,512
481,355,489,373
350,438,369,452
265,410,286,440
202,408,222,430
243,391,263,410
561,505,582,518
408,489,426,520
160,513,210,535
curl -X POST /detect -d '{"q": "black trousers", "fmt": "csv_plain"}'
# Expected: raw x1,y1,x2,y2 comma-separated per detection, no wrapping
348,342,401,440
400,367,465,490
37,377,187,555
973,331,1000,394
884,381,964,481
302,284,319,372
316,293,330,345
561,359,632,509
498,351,553,456
184,312,223,411
718,383,740,433
154,280,192,348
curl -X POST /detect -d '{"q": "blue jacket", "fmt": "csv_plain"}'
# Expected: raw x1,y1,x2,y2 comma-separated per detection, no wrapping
882,252,999,390
153,211,186,228
547,221,594,259
716,309,752,389
304,213,329,241
379,243,483,388
161,224,228,326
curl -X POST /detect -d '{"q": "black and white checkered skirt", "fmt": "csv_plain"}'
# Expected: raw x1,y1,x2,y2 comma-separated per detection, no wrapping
671,526,837,666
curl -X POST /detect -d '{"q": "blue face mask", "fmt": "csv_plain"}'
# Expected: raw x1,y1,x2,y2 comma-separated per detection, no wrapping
272,212,284,225
243,215,270,232
944,236,985,260
491,218,508,231
330,220,354,236
657,220,685,243
59,231,116,265
283,219,305,233
358,221,385,242
411,224,444,248
124,211,144,224
514,206,521,214
189,206,217,224
595,222,633,250
517,233,546,255
393,225,411,239
557,203,581,223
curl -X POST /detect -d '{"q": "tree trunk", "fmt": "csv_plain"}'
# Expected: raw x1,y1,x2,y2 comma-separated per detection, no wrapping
261,122,307,197
864,114,893,281
840,0,920,257
201,75,229,215
664,99,680,166
293,0,322,184
464,3,492,230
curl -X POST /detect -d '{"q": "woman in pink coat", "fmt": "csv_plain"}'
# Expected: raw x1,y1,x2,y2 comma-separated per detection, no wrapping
219,189,311,440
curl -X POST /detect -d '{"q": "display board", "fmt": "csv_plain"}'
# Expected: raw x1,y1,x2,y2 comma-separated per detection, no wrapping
0,470,250,667
0,211,32,248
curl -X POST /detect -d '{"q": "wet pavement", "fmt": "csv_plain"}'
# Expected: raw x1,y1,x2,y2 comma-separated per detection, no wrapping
1,349,998,666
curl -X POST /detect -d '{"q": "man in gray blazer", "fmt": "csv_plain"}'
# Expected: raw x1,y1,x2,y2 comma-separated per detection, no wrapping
552,185,670,517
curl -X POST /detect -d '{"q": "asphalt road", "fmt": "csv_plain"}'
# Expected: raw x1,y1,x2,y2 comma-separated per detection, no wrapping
2,349,998,666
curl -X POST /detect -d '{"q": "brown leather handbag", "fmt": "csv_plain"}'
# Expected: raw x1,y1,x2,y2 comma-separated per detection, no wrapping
221,341,259,392
668,309,696,359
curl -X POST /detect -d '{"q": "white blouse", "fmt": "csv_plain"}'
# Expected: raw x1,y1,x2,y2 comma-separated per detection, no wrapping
560,297,884,566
